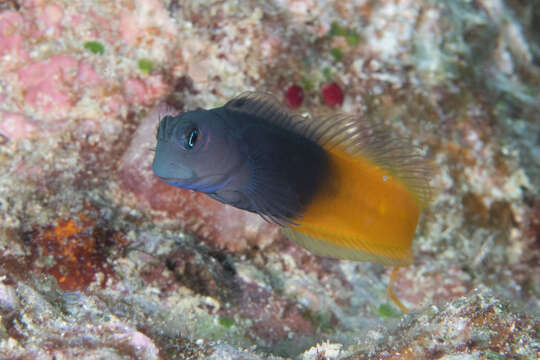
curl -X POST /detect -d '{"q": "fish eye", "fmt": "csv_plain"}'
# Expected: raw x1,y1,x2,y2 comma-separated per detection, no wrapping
183,127,199,150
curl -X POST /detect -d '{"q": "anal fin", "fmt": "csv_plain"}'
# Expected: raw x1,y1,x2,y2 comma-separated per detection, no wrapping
387,267,410,313
281,227,413,267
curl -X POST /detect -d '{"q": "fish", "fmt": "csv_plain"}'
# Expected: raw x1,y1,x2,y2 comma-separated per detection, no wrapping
152,92,431,311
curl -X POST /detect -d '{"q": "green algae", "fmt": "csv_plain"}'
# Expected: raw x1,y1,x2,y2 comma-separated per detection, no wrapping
217,316,234,328
301,310,332,332
346,31,360,46
329,21,348,37
330,48,344,61
138,58,154,74
83,41,105,55
300,77,314,91
322,67,332,81
1,1,539,359
376,303,402,318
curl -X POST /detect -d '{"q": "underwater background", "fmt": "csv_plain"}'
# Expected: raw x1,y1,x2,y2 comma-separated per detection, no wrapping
0,0,538,358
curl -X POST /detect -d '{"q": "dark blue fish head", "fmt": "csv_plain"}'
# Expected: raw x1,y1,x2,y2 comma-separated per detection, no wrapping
152,109,246,193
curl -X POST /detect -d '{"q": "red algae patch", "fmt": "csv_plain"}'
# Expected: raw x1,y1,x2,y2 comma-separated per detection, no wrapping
0,1,539,358
32,212,126,291
284,84,304,108
321,82,344,107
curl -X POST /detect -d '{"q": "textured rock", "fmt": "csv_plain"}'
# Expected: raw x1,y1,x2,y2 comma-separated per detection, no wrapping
0,111,36,139
17,55,98,115
0,0,538,359
0,11,29,61
352,288,540,359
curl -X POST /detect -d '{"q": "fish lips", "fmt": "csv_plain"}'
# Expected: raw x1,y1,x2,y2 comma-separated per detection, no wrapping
152,154,194,183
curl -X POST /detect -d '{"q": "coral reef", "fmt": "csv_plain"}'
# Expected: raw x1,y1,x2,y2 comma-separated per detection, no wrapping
0,0,538,359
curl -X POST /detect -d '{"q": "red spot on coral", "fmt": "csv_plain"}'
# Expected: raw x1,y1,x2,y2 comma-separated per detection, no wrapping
33,212,126,291
284,84,304,108
321,82,344,107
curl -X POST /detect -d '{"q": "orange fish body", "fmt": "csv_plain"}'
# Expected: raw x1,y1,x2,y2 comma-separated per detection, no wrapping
289,148,422,266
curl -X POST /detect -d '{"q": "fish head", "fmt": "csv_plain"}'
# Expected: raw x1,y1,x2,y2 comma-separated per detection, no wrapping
152,109,242,192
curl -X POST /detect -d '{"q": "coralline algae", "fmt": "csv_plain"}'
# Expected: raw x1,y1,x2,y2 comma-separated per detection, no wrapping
0,0,538,359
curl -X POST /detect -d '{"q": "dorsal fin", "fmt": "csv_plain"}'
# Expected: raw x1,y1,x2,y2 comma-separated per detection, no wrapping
306,113,431,205
224,91,307,134
225,92,431,205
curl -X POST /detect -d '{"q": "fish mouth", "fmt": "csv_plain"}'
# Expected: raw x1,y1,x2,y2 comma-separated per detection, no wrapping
156,175,195,188
156,174,231,193
157,176,181,182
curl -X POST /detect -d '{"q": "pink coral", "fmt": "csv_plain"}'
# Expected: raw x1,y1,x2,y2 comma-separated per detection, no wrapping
118,12,140,46
17,55,100,115
76,63,100,86
0,112,36,139
0,11,30,61
125,76,169,106
117,0,176,47
40,3,64,36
